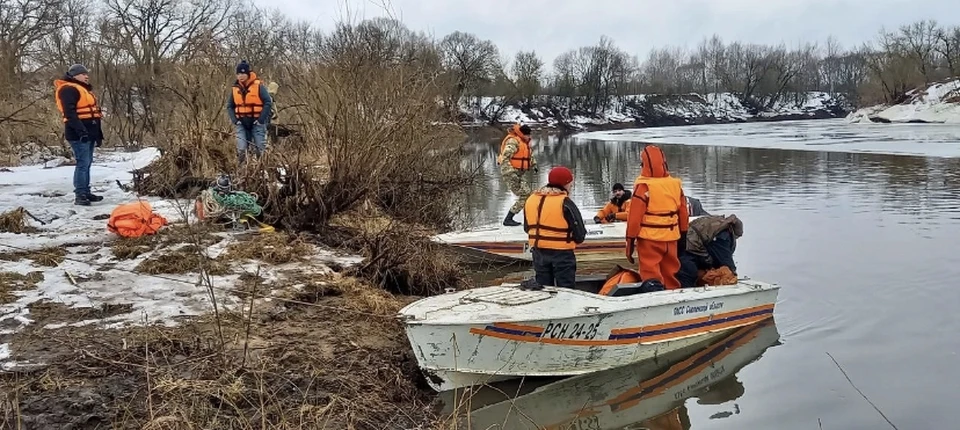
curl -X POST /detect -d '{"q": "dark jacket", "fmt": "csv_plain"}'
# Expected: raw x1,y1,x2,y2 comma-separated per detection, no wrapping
55,75,103,142
523,184,588,246
686,214,743,260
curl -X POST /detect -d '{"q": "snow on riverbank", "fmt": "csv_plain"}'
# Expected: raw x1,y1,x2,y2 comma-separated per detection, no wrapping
0,148,362,368
847,79,960,124
460,92,850,130
575,118,960,158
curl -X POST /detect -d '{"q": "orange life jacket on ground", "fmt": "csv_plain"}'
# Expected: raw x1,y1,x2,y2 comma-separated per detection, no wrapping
497,125,532,171
633,176,683,241
54,80,102,123
524,191,575,250
107,201,168,238
232,72,264,118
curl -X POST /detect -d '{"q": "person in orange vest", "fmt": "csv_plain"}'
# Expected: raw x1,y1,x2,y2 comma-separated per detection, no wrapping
523,166,587,287
625,145,690,290
226,60,272,164
593,182,632,224
498,123,537,226
54,64,104,206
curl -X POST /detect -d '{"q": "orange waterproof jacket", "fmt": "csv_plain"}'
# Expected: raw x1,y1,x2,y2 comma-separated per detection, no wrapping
107,201,168,238
626,145,689,242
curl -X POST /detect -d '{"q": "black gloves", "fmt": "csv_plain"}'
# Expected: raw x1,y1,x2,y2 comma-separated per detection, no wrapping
606,213,617,222
594,216,602,224
678,231,688,254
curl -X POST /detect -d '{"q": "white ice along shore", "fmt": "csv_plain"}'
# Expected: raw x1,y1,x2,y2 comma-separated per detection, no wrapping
0,148,363,367
847,79,960,124
459,91,849,129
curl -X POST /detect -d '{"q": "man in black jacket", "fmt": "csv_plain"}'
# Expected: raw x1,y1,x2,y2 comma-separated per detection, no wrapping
522,166,587,288
54,64,104,206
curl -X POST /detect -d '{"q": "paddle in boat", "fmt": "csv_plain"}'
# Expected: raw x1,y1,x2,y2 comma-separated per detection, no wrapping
442,317,781,429
397,270,779,392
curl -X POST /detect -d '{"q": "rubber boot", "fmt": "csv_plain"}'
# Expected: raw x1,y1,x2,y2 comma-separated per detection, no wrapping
502,210,521,227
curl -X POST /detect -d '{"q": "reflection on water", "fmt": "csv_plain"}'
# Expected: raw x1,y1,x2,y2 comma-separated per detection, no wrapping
457,128,960,428
441,319,781,430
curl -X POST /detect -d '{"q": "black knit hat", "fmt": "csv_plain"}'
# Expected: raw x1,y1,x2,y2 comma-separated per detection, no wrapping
67,64,89,77
612,183,625,191
519,124,531,135
236,60,251,75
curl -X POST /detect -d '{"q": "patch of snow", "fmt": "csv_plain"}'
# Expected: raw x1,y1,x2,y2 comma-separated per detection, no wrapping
574,118,960,158
847,79,960,124
0,147,365,368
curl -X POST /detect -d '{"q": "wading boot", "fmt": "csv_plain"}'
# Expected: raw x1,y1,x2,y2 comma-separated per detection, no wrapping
502,210,521,227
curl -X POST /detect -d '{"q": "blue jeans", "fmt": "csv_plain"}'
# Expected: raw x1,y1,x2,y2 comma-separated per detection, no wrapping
235,122,267,163
69,139,95,197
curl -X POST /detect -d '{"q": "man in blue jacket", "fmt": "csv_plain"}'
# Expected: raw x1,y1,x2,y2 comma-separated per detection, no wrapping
226,60,272,164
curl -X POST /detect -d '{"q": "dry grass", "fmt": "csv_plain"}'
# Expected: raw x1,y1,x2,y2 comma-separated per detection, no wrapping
111,223,224,261
0,271,43,304
0,207,40,234
0,246,66,267
134,245,230,276
0,274,439,430
223,231,313,265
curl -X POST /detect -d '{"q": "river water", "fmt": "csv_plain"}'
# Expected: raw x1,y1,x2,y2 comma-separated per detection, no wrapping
449,119,958,429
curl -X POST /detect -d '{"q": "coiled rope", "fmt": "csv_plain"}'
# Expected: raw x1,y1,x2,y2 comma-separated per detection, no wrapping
198,188,262,219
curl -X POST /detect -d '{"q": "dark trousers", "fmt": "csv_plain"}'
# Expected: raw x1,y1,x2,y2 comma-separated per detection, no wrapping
532,248,576,288
676,230,738,288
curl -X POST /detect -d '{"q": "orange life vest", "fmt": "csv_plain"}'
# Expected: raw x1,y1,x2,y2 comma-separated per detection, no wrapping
107,201,168,238
599,266,642,295
232,73,264,118
54,80,102,123
524,192,575,250
498,133,531,171
633,176,683,241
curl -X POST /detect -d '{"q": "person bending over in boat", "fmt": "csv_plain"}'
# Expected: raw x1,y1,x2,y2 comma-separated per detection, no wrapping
497,123,537,226
625,145,690,290
593,182,632,224
676,213,743,287
523,166,587,287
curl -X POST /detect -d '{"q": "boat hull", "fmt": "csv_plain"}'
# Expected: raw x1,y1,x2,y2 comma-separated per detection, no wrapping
400,280,779,392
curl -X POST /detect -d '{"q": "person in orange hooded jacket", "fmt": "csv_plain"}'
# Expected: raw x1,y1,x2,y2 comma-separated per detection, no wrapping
625,145,690,290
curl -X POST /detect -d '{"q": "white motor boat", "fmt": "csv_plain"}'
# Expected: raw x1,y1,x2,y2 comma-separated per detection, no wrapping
441,317,781,429
397,274,780,392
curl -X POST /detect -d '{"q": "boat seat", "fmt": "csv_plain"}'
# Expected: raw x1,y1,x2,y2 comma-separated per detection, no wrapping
606,279,666,297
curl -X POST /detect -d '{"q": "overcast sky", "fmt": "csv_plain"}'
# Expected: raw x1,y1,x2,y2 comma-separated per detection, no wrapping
266,0,959,65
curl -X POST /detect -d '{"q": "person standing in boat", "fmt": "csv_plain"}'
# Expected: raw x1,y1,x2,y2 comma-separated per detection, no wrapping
523,166,587,288
498,123,537,226
593,183,632,224
625,145,690,290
